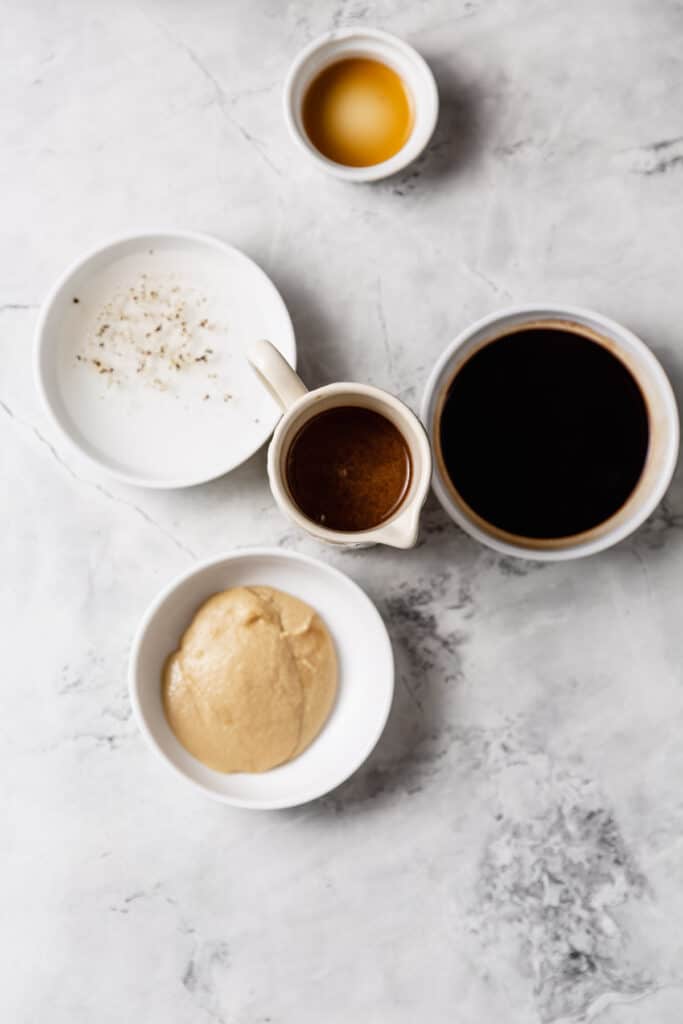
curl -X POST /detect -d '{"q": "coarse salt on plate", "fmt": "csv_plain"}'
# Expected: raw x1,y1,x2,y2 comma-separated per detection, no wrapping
34,231,296,488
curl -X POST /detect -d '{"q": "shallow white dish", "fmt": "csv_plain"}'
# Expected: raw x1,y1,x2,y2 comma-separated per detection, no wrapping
34,231,296,488
129,548,394,809
284,28,439,183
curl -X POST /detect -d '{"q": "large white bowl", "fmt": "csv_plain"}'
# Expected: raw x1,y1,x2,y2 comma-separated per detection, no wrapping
34,231,296,489
129,548,394,809
422,305,679,561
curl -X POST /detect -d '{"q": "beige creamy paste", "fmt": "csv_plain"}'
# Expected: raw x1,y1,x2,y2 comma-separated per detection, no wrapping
163,586,337,773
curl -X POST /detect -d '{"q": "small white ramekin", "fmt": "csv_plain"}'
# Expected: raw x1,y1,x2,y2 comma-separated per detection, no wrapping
283,28,439,183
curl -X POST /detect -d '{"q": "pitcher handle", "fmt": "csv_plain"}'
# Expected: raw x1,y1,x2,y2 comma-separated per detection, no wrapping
248,339,308,412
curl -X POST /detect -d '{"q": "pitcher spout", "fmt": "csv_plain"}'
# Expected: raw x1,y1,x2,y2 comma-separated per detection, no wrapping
375,503,423,549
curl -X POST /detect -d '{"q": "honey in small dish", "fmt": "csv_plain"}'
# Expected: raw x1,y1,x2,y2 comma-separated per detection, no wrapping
302,57,414,167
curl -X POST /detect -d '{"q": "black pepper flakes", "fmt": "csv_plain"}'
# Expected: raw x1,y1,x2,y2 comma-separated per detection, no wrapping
74,273,228,398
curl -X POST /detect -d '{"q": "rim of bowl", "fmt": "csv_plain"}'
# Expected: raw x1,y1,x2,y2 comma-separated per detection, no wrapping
283,28,439,183
33,229,296,490
128,547,395,809
421,304,680,561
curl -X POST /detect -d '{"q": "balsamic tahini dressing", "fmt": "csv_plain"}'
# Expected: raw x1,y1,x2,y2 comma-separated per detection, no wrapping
438,326,650,539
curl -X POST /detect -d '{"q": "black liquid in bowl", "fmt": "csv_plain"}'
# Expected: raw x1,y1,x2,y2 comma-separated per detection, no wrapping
438,325,650,539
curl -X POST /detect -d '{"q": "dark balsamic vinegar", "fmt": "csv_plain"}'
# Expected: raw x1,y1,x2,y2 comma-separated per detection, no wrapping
438,326,650,539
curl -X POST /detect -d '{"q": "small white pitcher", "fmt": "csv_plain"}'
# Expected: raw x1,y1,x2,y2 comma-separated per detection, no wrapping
248,339,432,549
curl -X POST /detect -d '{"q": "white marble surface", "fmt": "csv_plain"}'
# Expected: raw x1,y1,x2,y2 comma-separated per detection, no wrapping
4,0,683,1020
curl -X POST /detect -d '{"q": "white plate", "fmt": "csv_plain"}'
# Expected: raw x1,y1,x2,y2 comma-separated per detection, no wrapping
129,548,394,808
34,231,296,488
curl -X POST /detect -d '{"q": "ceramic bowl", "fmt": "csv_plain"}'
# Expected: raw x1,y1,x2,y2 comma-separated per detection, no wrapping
284,28,439,182
422,305,679,561
129,548,394,808
34,231,296,488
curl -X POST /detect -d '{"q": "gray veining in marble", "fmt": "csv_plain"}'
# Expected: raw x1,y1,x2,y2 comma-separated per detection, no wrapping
3,0,683,1021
